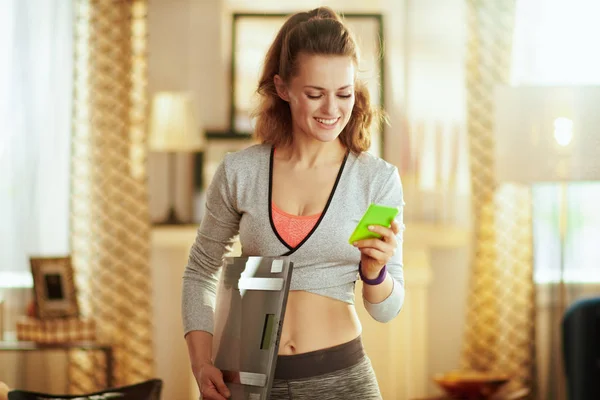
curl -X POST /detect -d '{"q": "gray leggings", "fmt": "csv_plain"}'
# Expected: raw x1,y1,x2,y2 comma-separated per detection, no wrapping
269,336,382,400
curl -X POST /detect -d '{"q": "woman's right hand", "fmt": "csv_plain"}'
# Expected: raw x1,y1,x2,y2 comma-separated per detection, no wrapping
194,362,231,400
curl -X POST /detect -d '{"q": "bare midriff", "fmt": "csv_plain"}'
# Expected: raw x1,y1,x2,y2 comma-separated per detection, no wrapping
271,143,361,355
277,290,362,355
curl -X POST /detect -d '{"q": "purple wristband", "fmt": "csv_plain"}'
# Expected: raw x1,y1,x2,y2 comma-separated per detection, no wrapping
359,263,387,285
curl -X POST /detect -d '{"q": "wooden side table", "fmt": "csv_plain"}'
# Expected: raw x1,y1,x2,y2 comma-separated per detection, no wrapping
0,341,113,389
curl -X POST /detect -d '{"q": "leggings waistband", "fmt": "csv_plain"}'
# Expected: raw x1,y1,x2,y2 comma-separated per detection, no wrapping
274,336,365,380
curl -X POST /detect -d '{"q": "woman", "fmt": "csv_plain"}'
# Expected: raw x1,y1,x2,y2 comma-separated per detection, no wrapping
183,7,405,400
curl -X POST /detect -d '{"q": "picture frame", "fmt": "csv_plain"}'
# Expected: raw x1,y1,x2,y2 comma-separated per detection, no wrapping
30,256,79,319
229,12,385,157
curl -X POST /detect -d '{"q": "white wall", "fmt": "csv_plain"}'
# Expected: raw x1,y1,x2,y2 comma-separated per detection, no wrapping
405,0,467,122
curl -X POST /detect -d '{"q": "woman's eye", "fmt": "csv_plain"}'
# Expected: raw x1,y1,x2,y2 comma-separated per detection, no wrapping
306,93,352,99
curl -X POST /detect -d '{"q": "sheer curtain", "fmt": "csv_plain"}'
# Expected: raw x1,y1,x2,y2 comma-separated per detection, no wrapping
511,1,600,398
0,0,72,337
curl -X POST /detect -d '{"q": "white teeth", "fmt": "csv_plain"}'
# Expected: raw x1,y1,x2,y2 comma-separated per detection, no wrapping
315,117,338,125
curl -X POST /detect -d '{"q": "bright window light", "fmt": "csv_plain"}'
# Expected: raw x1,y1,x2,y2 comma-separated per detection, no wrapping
532,183,600,284
0,271,33,288
553,117,573,147
514,0,600,284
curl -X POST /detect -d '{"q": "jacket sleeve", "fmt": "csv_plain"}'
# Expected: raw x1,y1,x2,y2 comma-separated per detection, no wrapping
362,166,406,322
181,156,241,336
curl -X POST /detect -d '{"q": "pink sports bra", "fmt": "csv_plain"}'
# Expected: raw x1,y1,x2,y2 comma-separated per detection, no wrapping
271,203,321,248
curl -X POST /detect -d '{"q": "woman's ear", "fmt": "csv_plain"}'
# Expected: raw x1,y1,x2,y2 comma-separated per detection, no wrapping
274,75,290,102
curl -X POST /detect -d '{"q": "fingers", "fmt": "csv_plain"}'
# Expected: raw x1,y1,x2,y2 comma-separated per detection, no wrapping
354,238,393,254
353,224,397,265
216,380,231,398
353,224,396,249
201,386,228,400
198,367,231,400
361,224,397,244
359,247,388,264
201,378,230,400
391,220,400,235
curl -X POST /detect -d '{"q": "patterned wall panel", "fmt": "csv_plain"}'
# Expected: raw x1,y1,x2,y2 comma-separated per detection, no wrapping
461,0,536,396
70,0,154,393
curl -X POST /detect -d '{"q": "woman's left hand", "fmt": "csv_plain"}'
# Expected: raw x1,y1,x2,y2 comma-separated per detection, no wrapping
353,220,400,280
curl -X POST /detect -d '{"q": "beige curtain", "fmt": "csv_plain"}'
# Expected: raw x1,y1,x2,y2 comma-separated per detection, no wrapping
461,0,536,397
533,184,600,400
68,0,154,393
536,282,597,400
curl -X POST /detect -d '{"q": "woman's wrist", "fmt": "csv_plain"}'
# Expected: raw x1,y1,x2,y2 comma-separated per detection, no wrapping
359,262,387,285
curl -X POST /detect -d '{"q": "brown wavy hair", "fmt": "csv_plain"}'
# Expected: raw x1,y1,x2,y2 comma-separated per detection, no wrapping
251,7,383,154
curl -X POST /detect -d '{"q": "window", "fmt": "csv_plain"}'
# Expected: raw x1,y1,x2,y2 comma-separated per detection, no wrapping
513,0,600,283
532,183,600,284
0,1,73,289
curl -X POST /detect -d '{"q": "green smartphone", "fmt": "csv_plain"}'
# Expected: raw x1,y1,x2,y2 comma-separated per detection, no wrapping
348,203,400,244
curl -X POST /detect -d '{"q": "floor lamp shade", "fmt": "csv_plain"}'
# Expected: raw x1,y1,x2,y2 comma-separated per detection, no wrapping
148,91,204,152
148,91,204,224
494,85,600,183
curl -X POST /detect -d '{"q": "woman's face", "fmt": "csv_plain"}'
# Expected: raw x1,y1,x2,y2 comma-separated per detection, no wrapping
277,53,356,144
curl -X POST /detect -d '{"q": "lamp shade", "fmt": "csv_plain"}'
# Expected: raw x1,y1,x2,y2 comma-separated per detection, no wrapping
494,85,600,183
148,91,204,152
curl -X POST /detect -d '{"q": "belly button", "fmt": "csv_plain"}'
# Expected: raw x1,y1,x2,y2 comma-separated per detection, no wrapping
281,340,296,354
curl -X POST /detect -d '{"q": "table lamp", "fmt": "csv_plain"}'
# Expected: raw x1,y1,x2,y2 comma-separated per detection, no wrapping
148,91,205,225
494,86,600,184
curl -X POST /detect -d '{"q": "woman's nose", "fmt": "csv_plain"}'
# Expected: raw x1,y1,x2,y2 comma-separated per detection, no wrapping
322,95,338,115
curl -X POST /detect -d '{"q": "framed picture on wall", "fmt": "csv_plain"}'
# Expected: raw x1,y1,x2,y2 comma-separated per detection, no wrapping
30,256,79,319
230,12,385,157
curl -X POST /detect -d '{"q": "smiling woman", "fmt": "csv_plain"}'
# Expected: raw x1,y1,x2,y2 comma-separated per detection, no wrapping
271,53,364,149
230,12,384,157
183,7,404,400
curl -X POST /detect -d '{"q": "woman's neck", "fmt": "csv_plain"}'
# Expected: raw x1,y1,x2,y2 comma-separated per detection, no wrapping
276,137,346,169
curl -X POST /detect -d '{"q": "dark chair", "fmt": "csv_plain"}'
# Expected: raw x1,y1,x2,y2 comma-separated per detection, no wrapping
7,379,162,400
562,296,600,400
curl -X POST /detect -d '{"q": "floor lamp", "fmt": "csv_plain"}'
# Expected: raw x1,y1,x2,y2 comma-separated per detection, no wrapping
494,85,600,397
148,91,205,225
